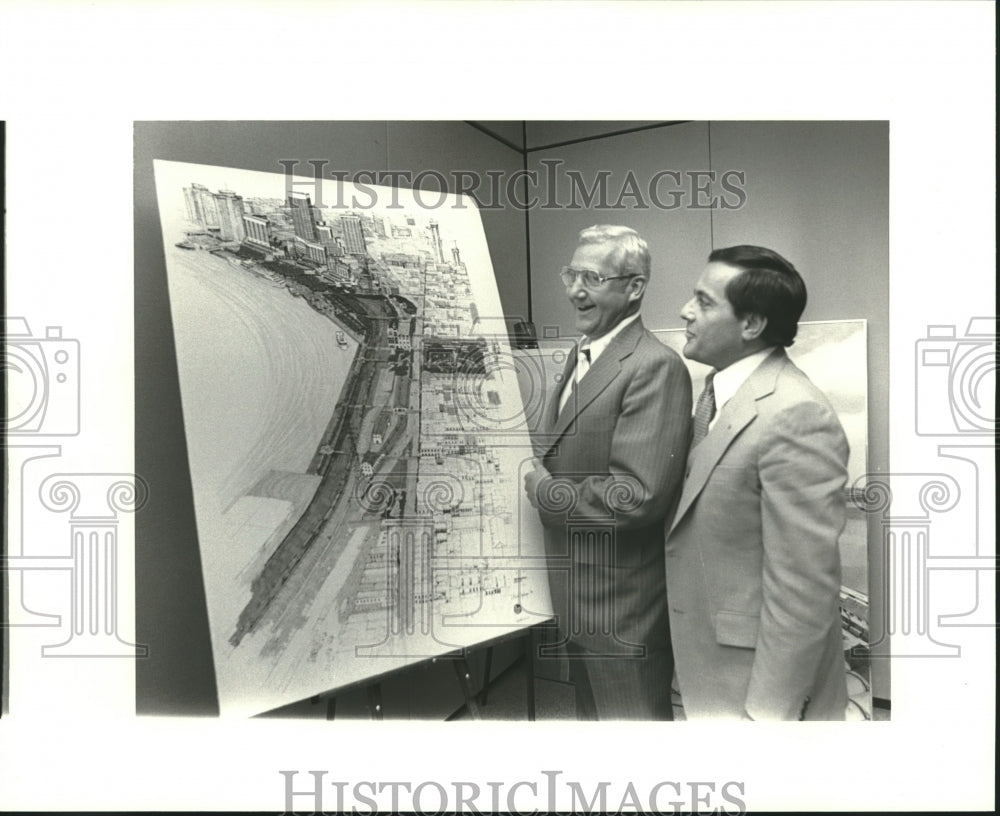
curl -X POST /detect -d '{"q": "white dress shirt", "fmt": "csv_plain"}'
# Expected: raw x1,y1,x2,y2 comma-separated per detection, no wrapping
558,313,640,414
708,346,776,431
585,312,640,367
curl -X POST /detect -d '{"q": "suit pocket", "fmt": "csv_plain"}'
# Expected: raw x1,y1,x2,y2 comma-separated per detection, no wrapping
576,413,617,435
714,610,759,648
707,464,758,489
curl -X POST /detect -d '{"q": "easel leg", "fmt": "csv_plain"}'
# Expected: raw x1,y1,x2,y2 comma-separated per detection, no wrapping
525,629,536,721
453,656,482,720
479,646,494,706
366,683,383,720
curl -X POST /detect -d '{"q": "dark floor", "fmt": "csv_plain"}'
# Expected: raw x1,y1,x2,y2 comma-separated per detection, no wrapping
273,646,885,722
451,656,886,721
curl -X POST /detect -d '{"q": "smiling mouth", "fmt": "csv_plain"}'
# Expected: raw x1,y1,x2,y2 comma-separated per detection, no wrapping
577,304,595,313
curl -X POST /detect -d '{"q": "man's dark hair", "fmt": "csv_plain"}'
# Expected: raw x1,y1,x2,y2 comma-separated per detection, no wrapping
709,245,807,347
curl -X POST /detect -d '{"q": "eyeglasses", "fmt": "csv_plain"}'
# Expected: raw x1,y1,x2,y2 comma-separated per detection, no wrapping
559,266,638,289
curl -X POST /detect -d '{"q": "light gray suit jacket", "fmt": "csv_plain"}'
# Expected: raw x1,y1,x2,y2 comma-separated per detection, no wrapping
665,347,849,720
535,317,692,652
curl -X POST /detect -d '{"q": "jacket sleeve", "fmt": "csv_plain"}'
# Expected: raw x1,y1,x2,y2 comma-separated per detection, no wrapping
536,346,692,531
744,398,849,720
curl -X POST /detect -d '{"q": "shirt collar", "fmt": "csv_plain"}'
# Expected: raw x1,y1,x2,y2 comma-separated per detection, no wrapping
582,312,640,364
711,346,775,416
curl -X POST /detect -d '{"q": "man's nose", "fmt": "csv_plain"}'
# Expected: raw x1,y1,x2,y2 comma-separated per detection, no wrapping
680,299,694,320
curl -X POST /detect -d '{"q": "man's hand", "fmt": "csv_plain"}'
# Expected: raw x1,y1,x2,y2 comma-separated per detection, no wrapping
523,457,551,509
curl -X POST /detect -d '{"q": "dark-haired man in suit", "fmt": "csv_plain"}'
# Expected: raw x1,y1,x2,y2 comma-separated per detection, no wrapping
524,225,691,720
666,245,849,720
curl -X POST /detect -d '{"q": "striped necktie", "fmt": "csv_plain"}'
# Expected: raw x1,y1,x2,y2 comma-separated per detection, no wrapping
559,344,591,415
577,344,591,379
691,371,717,447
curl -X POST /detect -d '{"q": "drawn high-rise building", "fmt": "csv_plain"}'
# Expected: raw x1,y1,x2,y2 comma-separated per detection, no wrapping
315,222,341,253
385,519,434,636
451,242,461,267
214,189,246,242
339,213,366,255
287,192,318,242
242,213,271,249
302,240,327,267
428,219,444,263
183,184,202,222
199,186,220,229
183,182,218,227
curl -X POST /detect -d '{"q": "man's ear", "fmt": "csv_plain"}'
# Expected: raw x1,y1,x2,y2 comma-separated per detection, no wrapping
628,276,648,302
742,312,767,341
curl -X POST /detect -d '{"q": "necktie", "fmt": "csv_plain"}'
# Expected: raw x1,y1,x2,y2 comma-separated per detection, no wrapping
559,345,591,415
577,345,591,379
691,371,716,447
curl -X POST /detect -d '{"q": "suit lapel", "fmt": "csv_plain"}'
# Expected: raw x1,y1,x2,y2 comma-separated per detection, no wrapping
543,319,643,453
669,348,788,532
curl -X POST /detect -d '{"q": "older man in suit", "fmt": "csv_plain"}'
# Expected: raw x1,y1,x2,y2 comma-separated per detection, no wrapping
524,225,692,720
666,245,849,720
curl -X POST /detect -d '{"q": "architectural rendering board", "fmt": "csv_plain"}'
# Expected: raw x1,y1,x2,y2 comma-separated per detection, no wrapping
153,160,552,716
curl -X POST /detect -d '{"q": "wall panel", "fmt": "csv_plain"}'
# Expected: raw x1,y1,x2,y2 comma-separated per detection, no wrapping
710,120,890,698
386,121,527,321
527,122,714,337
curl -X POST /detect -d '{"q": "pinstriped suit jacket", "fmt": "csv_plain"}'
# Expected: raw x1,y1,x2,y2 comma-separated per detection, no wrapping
533,317,692,650
665,347,849,720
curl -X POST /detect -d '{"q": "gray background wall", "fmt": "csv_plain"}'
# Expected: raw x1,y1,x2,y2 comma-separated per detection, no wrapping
134,120,889,715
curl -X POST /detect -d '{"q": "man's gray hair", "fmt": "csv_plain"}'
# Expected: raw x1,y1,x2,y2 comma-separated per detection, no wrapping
578,224,651,279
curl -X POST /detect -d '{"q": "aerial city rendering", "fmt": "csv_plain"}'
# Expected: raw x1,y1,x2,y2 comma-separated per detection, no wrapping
155,162,551,716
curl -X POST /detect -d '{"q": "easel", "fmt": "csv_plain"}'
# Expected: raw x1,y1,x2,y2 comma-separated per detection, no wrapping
313,622,548,721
